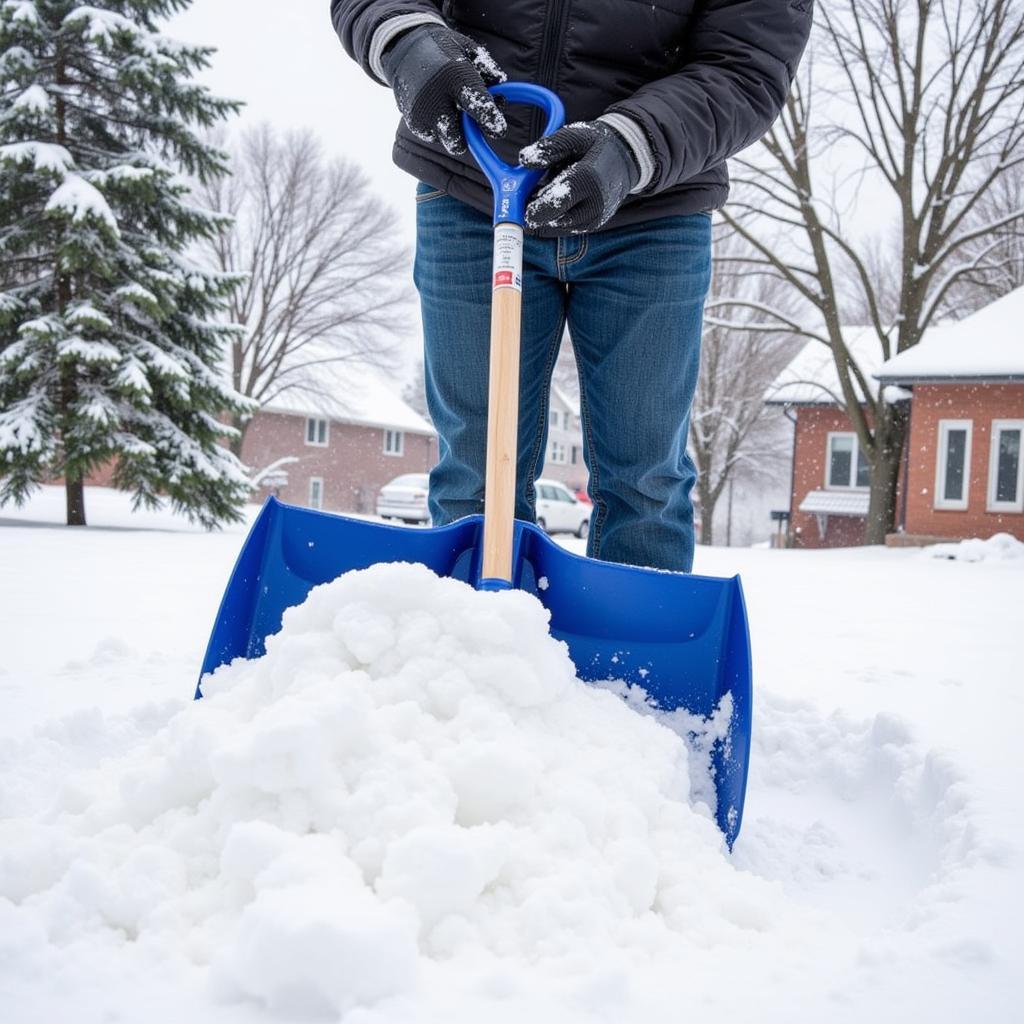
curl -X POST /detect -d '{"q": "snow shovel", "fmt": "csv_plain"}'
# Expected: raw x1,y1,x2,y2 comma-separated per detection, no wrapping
197,83,752,846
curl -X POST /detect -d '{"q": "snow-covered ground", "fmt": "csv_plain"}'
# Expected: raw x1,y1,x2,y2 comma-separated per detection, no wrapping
1,487,1022,1023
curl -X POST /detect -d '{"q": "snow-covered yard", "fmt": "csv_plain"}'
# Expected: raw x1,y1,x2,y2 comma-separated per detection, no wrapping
1,487,1021,1023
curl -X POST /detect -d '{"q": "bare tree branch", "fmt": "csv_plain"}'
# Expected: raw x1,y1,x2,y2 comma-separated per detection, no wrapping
200,125,415,452
690,231,802,545
719,0,1024,542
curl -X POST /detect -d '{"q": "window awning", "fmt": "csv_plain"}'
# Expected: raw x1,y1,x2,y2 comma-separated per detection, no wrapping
798,489,870,517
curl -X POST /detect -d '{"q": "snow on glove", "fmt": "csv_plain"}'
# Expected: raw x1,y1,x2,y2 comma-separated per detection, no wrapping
520,121,640,234
380,24,507,156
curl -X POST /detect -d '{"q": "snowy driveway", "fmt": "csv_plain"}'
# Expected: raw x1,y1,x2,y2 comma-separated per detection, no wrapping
1,489,1021,1023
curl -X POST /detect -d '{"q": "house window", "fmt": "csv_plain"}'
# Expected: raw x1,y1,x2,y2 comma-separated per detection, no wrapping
308,477,324,510
305,417,328,447
571,445,580,465
550,440,567,465
826,433,869,489
384,429,404,456
549,409,560,429
988,420,1023,512
935,420,972,511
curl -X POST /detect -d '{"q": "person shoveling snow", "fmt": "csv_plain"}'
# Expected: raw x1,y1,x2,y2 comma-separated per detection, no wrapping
330,0,813,573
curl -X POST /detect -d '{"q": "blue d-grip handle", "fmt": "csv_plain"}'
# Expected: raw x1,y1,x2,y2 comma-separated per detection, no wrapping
462,82,565,226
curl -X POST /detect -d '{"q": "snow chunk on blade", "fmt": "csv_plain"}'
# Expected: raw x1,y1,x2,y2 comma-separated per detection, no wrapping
1,562,769,1021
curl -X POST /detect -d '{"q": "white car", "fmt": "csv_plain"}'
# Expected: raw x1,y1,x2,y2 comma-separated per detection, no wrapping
377,473,430,524
535,478,591,538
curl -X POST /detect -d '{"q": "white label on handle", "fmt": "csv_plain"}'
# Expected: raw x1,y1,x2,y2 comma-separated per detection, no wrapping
492,223,524,292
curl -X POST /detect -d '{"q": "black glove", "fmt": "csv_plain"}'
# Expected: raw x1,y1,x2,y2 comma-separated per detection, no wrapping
519,121,640,233
380,24,507,156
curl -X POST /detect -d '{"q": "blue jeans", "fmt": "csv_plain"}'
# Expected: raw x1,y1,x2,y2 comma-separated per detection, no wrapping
414,182,711,572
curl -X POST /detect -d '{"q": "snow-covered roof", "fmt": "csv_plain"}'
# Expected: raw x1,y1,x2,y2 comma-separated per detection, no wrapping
876,287,1024,382
798,489,870,517
767,327,888,405
262,366,435,436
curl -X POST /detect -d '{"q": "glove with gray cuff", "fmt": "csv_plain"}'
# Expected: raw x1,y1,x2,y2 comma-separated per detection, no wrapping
519,115,653,234
379,23,507,156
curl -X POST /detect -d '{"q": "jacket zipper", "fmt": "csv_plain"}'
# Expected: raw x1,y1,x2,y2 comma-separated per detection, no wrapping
532,0,571,137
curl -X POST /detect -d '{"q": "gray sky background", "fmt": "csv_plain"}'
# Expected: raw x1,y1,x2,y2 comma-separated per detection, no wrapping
169,1,419,244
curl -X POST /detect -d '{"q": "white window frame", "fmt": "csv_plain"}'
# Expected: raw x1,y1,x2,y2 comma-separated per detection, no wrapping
549,440,568,465
383,429,404,457
308,477,324,510
825,432,869,490
987,419,1024,513
934,419,973,511
305,417,329,448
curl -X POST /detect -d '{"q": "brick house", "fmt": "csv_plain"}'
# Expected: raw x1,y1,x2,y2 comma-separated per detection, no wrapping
767,327,887,548
769,289,1024,547
540,384,588,491
875,289,1023,544
244,369,436,515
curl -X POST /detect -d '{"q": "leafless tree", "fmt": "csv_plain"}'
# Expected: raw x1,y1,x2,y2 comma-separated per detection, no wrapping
402,359,430,419
941,166,1024,314
692,233,801,545
201,125,414,451
840,231,902,325
719,0,1024,543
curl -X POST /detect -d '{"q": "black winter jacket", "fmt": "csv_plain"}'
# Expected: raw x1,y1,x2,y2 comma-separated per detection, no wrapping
331,0,813,232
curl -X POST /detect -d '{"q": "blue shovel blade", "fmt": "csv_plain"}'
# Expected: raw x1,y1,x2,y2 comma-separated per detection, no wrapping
198,498,753,846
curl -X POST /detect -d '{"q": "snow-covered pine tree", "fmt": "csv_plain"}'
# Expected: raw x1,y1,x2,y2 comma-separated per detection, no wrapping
0,0,252,526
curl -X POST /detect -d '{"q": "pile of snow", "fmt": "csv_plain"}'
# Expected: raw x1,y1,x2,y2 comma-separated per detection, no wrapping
924,532,1024,563
0,563,783,1021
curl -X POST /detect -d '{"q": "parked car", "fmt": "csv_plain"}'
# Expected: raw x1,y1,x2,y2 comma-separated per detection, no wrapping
535,478,592,538
377,473,430,524
573,486,592,505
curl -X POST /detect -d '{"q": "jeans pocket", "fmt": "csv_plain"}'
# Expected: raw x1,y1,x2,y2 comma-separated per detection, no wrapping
415,181,447,203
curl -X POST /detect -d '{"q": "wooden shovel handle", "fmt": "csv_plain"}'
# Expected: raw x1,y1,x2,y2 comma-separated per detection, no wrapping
481,225,524,583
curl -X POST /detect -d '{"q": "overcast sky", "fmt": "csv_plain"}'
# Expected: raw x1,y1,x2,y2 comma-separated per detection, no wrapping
168,0,420,244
